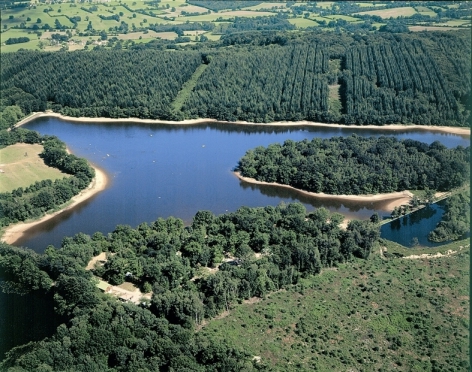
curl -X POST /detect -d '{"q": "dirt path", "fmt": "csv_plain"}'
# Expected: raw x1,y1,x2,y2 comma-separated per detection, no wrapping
402,245,468,260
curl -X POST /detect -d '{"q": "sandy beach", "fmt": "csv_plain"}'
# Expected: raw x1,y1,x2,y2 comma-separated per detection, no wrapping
234,171,414,203
16,112,471,136
0,165,108,245
235,172,416,229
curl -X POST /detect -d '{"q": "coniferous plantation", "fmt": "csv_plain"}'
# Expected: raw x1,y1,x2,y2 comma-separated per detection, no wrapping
1,30,470,126
236,136,470,195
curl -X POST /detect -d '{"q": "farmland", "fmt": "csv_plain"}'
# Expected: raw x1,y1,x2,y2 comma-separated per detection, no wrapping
1,1,470,52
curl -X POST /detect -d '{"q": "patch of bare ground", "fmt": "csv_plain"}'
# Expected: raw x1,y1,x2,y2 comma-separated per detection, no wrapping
409,26,467,31
86,252,107,270
101,279,152,305
403,245,468,260
243,297,262,305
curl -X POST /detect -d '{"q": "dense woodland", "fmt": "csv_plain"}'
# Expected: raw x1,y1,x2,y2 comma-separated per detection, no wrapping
0,128,95,227
428,190,470,242
236,135,470,195
1,30,470,126
0,203,379,370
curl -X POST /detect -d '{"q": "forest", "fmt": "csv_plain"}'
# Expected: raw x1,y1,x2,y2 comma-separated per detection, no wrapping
0,202,380,371
0,128,95,227
428,190,470,242
236,135,470,195
1,30,469,126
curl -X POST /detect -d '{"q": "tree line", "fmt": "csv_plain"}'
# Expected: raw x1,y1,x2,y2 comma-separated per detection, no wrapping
235,135,470,195
0,129,95,227
0,202,379,370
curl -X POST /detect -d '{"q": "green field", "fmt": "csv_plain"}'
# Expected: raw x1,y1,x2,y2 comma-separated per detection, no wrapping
242,2,289,11
200,240,470,371
288,17,319,28
172,63,209,112
0,143,68,193
325,14,362,22
355,6,418,19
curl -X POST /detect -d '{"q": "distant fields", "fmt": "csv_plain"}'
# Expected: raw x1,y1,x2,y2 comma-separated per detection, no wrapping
0,1,470,52
0,144,67,193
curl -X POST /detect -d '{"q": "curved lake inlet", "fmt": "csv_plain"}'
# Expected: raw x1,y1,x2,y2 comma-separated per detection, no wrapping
16,118,470,252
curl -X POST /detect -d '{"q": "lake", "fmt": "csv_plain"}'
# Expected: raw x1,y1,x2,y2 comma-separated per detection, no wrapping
0,118,469,358
15,118,471,252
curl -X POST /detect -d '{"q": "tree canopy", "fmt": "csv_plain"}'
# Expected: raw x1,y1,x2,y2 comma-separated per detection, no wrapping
236,135,470,195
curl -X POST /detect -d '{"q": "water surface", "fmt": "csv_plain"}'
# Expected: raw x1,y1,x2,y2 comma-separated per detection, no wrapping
17,118,469,252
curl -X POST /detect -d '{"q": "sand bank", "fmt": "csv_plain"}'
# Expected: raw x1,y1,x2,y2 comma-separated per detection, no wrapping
235,172,415,229
16,112,471,136
235,172,414,203
0,165,108,245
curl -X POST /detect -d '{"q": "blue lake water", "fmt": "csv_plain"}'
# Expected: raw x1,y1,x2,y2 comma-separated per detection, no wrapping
15,118,470,252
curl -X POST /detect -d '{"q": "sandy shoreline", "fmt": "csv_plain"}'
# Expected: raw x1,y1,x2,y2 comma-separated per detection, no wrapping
16,112,471,136
235,172,415,229
0,164,108,245
234,171,414,202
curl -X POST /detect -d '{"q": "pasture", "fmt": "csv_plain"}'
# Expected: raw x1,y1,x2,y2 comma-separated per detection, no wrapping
324,14,362,22
355,6,418,19
288,17,319,28
242,2,288,11
0,143,67,193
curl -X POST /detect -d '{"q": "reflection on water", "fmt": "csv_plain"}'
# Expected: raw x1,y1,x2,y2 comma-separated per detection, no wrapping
0,282,64,360
381,201,446,247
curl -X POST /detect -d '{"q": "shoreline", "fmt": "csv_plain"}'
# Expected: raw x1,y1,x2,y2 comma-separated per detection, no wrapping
0,164,108,245
234,171,415,203
234,172,414,229
15,112,471,136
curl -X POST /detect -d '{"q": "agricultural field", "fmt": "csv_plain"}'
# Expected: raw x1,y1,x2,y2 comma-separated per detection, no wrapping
0,143,68,193
356,2,387,7
414,6,437,17
355,6,418,19
288,17,319,28
324,14,362,22
409,25,465,32
1,1,470,52
242,2,289,11
200,241,470,371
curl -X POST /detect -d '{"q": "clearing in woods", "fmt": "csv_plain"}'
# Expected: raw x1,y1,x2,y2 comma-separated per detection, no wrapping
171,63,209,112
0,143,68,193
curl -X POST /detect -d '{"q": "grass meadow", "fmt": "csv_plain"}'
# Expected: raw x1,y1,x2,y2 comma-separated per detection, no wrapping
0,143,68,193
355,6,418,19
